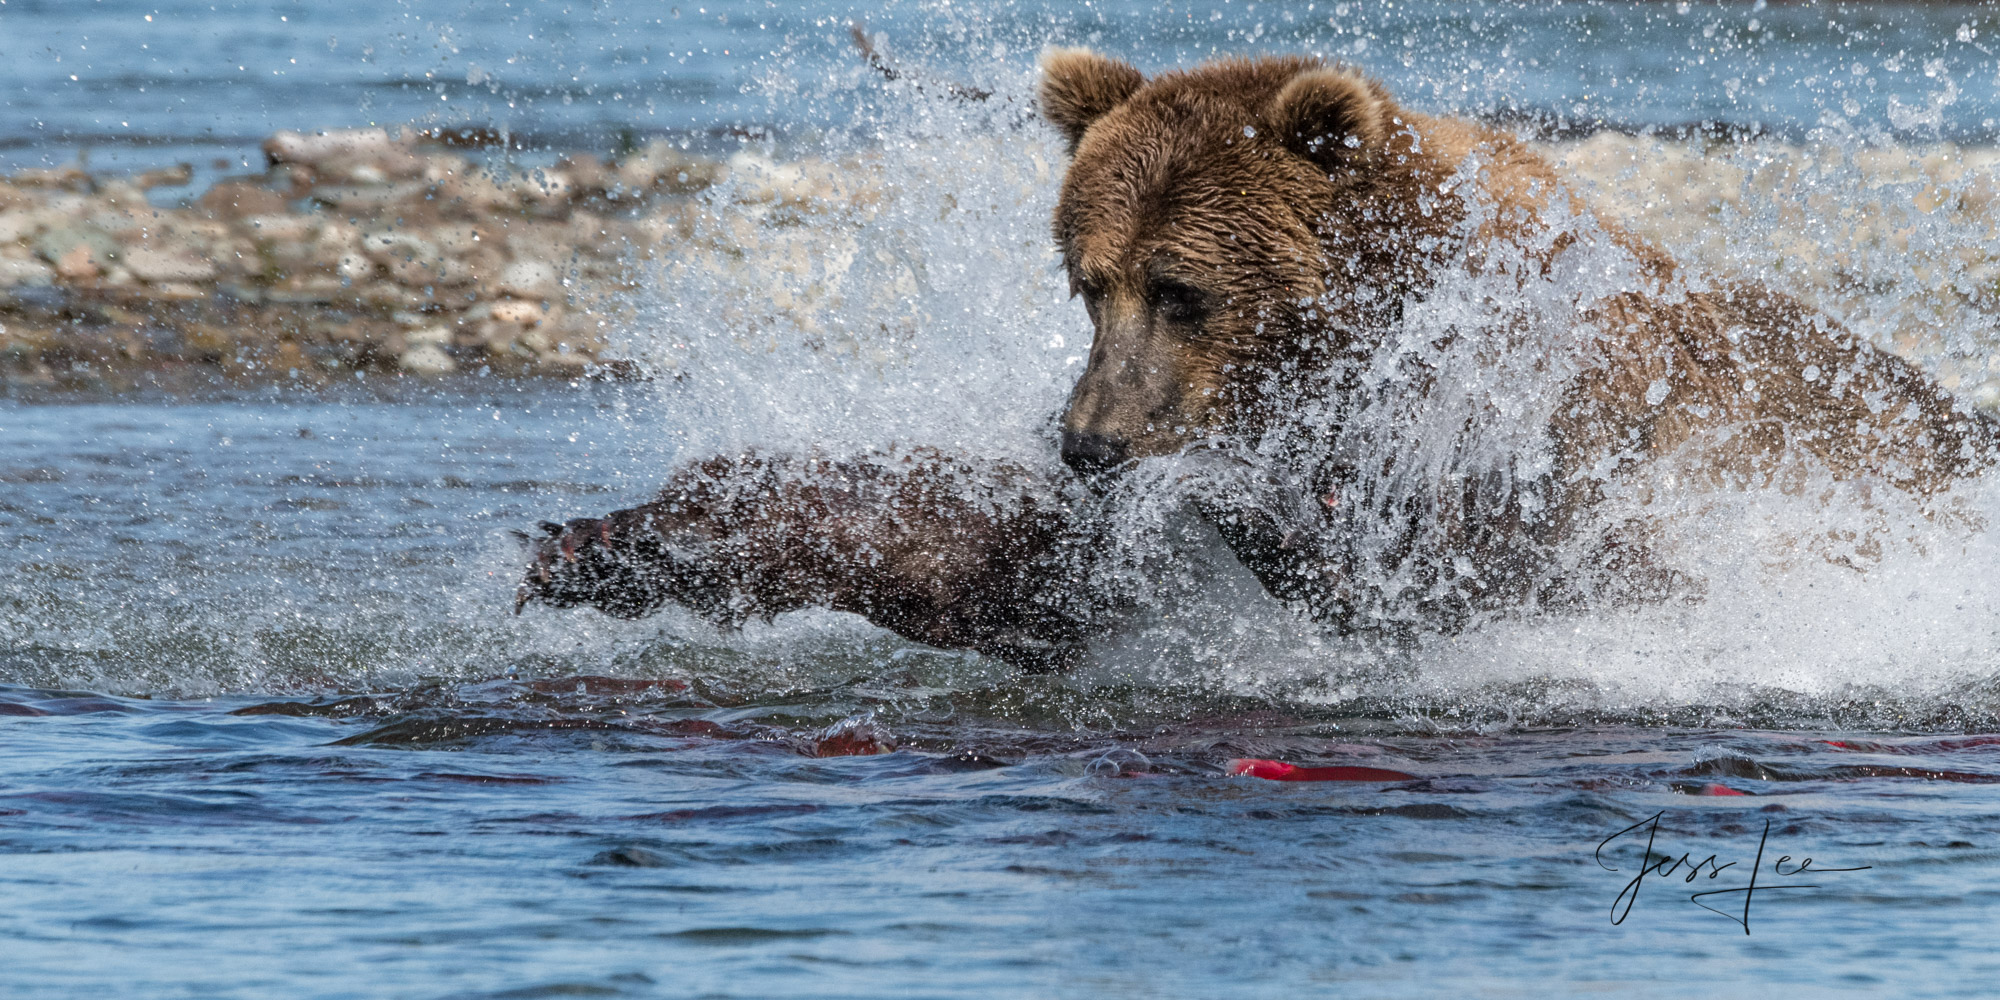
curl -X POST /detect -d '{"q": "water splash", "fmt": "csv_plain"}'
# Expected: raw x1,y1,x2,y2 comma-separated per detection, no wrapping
595,7,2000,728
4,3,1999,731
620,57,1073,464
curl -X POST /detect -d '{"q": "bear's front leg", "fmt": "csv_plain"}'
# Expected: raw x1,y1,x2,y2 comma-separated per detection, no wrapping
515,451,1102,673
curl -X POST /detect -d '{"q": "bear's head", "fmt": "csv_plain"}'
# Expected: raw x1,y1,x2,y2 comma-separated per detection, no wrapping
1040,50,1431,475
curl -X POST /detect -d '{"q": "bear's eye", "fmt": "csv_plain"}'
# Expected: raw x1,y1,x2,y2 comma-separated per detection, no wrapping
1150,280,1207,325
1068,273,1102,301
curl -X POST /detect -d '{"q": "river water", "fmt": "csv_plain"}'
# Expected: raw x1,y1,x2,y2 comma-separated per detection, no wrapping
5,387,2000,997
6,0,1998,168
9,1,2000,997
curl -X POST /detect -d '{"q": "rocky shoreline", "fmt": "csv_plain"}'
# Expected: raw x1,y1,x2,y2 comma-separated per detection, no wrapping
0,127,753,391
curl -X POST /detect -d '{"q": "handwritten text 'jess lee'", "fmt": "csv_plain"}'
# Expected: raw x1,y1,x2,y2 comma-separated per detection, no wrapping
1596,811,1870,933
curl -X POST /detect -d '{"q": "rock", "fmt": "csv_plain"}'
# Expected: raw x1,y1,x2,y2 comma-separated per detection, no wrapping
536,348,592,370
404,325,454,346
477,319,526,352
9,166,89,190
362,231,463,288
515,168,575,208
555,153,611,193
398,342,457,374
356,283,424,311
122,247,217,284
0,211,49,244
271,164,317,198
0,257,54,288
263,279,344,305
725,152,835,204
295,151,430,186
261,238,323,272
386,255,471,289
500,223,572,267
361,231,441,266
215,282,263,304
135,163,195,190
517,327,553,353
38,192,89,217
441,173,518,214
240,214,318,244
170,218,234,247
410,124,509,149
34,225,117,266
214,239,264,279
422,154,471,184
263,128,406,167
310,181,429,211
564,210,616,254
150,281,210,302
495,259,563,300
320,185,434,214
489,298,546,326
452,246,506,287
345,162,389,185
199,182,289,219
83,207,150,239
425,222,489,258
616,140,725,193
313,221,362,258
335,253,377,283
55,246,99,281
631,205,697,247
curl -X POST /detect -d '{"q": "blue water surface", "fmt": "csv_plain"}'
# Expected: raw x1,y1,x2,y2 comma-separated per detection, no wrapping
4,391,2000,998
3,0,1996,170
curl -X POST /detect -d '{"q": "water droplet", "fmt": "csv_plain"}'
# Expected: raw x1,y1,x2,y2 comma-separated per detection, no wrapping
1087,748,1150,778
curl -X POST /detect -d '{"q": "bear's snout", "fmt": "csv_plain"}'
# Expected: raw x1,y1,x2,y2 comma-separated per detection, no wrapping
1060,429,1131,476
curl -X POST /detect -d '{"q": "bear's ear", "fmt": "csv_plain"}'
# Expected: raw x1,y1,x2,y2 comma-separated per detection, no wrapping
1266,68,1389,175
1039,47,1144,152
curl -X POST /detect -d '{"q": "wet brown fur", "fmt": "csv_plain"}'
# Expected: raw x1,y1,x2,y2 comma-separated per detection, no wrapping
515,451,1098,673
1043,51,1997,585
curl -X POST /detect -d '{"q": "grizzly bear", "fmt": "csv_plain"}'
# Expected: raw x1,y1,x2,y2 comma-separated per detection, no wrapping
1039,50,1997,623
519,53,1998,660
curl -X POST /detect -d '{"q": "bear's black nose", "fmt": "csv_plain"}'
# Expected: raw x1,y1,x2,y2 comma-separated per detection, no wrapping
1060,430,1130,476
